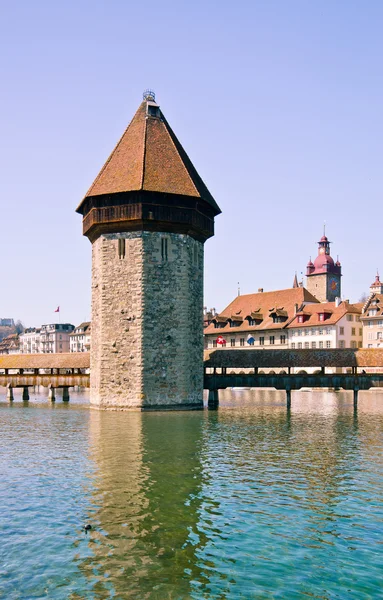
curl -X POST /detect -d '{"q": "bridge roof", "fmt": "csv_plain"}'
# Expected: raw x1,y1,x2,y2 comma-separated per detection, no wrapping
0,353,90,369
204,348,383,368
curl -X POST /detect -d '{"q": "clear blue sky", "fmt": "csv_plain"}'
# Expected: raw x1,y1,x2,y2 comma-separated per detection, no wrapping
0,0,382,326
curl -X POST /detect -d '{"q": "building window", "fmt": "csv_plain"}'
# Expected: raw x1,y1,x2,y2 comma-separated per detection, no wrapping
368,344,373,348
319,341,323,348
212,340,217,348
351,328,356,336
326,328,331,335
259,337,264,345
356,316,361,322
239,338,244,346
358,341,362,348
326,341,331,348
319,329,323,335
339,327,344,335
230,339,235,347
369,309,377,316
304,342,309,349
378,320,383,327
248,319,255,326
377,332,382,340
351,341,357,349
339,340,345,348
312,342,316,349
269,336,275,345
291,343,295,349
297,330,302,336
368,332,373,340
319,313,324,321
369,321,373,328
359,328,362,336
161,237,168,261
347,315,354,322
280,335,286,344
298,342,302,349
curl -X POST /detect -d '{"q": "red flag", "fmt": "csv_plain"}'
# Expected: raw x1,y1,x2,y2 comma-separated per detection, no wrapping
216,336,226,346
54,306,60,313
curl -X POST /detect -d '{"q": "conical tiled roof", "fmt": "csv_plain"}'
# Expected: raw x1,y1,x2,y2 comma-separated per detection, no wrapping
77,99,220,215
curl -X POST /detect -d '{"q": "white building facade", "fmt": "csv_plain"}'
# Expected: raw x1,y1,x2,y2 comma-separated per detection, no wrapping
361,274,383,348
20,324,74,354
69,322,91,352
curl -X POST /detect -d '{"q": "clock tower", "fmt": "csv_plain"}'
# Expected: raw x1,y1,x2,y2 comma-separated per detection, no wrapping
306,234,341,302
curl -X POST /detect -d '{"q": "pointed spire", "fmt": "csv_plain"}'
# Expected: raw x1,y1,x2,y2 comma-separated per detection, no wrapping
77,93,220,215
293,272,299,288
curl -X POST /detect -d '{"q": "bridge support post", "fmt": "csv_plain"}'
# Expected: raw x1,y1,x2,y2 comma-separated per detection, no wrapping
208,389,219,409
22,387,29,401
62,388,70,402
48,385,56,402
286,389,291,410
7,384,14,402
353,388,359,410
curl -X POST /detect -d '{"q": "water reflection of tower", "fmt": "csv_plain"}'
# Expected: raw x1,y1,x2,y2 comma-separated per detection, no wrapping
79,411,207,598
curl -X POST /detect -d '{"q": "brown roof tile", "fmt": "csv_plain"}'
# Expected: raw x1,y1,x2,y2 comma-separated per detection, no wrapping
286,301,362,328
77,99,220,215
0,353,90,369
205,287,319,334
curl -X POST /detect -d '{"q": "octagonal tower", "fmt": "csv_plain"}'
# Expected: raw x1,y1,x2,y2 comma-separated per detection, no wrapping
77,91,221,409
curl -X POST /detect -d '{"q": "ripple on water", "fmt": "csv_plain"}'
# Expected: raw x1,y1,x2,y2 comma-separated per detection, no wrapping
0,389,382,599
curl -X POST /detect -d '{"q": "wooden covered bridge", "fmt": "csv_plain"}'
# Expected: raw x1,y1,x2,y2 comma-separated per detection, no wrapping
0,349,383,407
204,348,383,408
0,353,90,401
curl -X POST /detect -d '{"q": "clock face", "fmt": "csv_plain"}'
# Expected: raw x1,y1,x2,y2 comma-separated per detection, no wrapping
319,248,325,254
329,277,339,292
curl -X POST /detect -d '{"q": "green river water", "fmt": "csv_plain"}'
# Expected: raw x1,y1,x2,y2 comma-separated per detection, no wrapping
0,389,382,599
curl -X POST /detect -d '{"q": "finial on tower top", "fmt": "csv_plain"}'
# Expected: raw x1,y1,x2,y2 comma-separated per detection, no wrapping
143,89,156,102
323,221,326,236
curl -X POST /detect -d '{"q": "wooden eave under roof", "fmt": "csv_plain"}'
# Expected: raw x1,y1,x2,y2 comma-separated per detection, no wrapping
77,100,221,216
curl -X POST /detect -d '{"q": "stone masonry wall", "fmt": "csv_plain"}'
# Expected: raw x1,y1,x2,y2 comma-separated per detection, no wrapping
91,231,204,409
141,232,204,408
306,274,328,303
91,233,144,408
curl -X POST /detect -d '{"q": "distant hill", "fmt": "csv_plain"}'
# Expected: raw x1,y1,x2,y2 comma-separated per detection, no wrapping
0,325,16,342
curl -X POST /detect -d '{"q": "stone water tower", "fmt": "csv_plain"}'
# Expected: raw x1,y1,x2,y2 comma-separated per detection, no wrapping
76,91,221,409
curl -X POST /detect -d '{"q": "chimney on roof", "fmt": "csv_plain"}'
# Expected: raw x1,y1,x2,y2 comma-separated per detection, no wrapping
258,288,263,293
294,303,298,315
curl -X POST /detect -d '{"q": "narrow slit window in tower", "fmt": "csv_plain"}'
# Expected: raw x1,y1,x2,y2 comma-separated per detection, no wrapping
161,237,168,261
118,238,125,259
